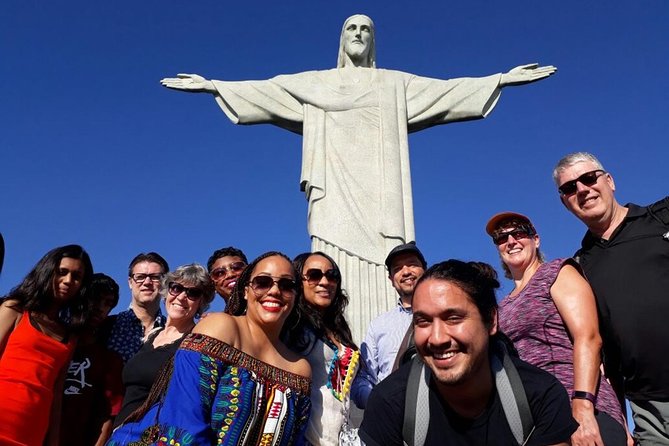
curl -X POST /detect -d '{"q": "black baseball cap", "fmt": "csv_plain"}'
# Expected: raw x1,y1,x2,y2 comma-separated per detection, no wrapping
385,241,427,270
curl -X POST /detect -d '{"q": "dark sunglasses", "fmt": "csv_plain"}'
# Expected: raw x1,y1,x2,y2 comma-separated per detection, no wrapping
249,276,297,294
168,282,204,300
303,268,341,284
492,228,535,245
210,262,246,280
558,170,606,196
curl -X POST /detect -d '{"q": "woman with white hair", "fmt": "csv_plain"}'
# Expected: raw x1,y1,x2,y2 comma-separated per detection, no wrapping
113,263,215,427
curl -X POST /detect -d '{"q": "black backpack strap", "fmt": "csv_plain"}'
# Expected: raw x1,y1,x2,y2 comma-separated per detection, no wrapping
402,357,430,446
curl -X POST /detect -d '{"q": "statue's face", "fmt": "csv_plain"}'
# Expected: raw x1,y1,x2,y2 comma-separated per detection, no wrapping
342,15,372,64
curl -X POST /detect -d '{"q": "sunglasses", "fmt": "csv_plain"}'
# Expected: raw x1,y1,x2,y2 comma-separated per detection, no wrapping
303,268,341,284
492,228,535,245
168,282,204,300
249,276,297,294
558,170,606,196
210,262,246,280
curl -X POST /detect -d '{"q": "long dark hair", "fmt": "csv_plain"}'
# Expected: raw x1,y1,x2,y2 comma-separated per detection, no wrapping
289,251,357,351
225,251,303,340
6,244,93,331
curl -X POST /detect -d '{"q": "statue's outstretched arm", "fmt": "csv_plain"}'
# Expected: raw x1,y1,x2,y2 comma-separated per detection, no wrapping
499,63,557,87
160,73,217,93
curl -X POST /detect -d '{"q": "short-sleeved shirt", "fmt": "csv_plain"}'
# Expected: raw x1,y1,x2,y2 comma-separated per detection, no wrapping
576,200,669,401
359,355,578,446
60,342,124,446
103,307,165,363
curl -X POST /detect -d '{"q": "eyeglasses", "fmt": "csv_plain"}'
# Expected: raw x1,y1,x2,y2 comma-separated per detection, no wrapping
130,273,163,284
303,268,340,284
558,170,606,196
492,228,535,245
210,262,246,281
168,282,204,300
249,276,297,294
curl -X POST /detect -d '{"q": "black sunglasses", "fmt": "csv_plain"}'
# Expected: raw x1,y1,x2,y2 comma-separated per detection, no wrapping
558,170,606,196
303,268,341,284
168,282,204,300
249,276,297,294
492,228,535,245
210,262,246,280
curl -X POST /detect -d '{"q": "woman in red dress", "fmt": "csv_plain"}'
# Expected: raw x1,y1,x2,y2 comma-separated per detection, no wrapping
0,244,93,446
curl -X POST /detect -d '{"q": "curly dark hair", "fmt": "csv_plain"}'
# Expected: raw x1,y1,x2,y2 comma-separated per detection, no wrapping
206,246,248,272
224,251,303,340
6,244,94,331
289,252,357,351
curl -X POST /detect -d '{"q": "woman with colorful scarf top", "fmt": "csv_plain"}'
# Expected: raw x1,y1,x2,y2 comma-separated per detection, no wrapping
107,252,312,446
289,252,361,446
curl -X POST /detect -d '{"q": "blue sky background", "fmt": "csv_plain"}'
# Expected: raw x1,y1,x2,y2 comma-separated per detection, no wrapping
2,1,667,319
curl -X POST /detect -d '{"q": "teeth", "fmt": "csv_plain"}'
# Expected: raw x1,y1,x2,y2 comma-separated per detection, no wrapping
263,302,281,308
434,352,456,359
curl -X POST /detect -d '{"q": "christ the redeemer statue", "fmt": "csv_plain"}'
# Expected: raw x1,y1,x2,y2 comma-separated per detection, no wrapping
161,14,556,342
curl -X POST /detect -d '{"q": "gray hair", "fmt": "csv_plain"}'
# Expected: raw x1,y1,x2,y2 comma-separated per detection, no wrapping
337,14,376,68
162,263,216,317
552,152,605,185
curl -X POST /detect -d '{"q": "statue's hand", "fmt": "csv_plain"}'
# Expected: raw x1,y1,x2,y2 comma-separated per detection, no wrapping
160,73,216,93
499,63,557,87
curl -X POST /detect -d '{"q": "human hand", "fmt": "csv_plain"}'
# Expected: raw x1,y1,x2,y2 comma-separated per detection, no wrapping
571,402,604,446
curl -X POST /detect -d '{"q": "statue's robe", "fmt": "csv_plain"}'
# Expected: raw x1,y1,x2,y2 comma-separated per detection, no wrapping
212,68,501,341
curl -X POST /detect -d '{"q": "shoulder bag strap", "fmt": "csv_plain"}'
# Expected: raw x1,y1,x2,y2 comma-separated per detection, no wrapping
402,357,430,446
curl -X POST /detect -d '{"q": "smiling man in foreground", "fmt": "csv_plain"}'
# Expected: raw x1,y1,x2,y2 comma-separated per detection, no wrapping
359,260,577,446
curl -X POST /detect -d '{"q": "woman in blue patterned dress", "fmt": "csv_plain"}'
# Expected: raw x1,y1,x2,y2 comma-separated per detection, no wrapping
107,252,312,446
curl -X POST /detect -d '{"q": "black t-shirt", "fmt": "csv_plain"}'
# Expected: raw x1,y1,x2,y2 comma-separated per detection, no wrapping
113,328,185,427
359,356,577,446
577,200,669,400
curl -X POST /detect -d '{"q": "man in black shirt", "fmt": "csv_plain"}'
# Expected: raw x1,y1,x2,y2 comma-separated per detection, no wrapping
360,260,577,445
554,152,669,444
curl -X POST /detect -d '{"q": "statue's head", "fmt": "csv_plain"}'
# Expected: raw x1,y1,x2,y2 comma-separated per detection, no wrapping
337,14,376,68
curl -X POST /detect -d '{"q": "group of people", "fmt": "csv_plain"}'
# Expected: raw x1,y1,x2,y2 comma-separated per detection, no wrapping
0,151,667,445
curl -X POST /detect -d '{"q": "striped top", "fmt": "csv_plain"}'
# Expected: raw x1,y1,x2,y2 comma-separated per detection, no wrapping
498,259,624,427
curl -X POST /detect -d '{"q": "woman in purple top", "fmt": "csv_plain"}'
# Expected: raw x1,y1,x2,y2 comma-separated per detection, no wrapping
486,211,628,446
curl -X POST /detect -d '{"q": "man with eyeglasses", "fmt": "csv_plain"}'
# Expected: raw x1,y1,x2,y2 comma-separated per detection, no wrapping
102,252,169,363
206,246,248,304
554,152,669,444
352,242,427,409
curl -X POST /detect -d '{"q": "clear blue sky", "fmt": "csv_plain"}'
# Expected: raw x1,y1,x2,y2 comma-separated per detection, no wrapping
2,1,667,317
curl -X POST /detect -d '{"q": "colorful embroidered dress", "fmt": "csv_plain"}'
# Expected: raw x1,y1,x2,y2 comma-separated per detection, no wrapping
107,333,312,446
302,334,360,446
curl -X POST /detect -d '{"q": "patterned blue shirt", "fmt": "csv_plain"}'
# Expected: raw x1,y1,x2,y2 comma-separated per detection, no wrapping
105,307,165,363
351,301,412,409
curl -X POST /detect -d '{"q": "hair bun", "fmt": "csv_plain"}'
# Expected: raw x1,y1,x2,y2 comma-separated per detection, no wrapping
467,261,500,289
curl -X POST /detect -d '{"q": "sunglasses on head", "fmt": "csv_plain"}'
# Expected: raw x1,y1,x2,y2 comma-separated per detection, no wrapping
210,262,246,280
249,276,297,294
303,268,341,284
492,227,535,245
558,169,606,196
168,282,204,300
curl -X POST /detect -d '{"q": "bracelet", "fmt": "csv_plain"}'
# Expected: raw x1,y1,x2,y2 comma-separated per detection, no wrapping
572,390,597,405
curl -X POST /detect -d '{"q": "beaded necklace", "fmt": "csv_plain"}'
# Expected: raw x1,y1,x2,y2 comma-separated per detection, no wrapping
324,339,360,402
